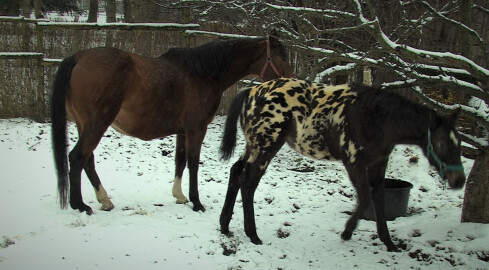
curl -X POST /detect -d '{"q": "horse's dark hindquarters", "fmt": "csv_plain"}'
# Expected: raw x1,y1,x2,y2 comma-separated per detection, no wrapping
220,78,465,251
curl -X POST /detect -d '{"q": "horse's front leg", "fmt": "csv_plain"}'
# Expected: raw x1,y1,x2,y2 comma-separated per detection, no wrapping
186,129,207,212
172,134,189,204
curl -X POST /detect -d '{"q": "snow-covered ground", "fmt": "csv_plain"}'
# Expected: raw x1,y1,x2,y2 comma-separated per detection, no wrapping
0,117,488,269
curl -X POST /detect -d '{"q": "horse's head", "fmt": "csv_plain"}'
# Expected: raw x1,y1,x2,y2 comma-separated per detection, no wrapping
257,36,295,81
425,110,466,189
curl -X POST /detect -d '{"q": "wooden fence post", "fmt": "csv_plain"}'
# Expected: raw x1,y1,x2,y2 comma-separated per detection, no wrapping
35,19,46,122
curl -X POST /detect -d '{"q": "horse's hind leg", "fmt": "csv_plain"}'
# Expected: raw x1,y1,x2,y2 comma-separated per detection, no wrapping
68,140,94,214
240,151,275,245
371,179,398,252
84,154,114,211
220,158,246,235
69,124,111,215
369,160,398,251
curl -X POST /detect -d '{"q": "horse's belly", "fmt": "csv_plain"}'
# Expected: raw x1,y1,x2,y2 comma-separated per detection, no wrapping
112,109,177,140
287,128,338,161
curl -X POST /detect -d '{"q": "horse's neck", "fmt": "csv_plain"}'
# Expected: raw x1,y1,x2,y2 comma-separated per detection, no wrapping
218,43,264,89
385,105,430,147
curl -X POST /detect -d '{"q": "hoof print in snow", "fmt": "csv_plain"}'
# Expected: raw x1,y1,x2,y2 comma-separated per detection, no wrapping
0,237,15,248
221,236,239,256
277,227,290,239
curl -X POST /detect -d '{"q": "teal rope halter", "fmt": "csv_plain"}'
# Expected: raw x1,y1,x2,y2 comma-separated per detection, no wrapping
426,129,464,180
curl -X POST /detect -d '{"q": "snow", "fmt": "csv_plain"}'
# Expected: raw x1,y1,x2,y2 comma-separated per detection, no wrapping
265,3,355,18
184,31,260,39
1,116,488,269
315,63,357,82
37,22,200,29
0,52,43,58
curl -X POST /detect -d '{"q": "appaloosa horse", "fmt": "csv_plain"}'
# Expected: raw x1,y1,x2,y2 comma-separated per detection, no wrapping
51,37,295,215
219,78,465,251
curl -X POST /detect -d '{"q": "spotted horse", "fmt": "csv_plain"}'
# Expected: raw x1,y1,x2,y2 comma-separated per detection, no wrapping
219,78,466,252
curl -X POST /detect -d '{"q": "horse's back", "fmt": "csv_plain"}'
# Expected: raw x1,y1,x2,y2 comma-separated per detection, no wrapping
243,78,357,160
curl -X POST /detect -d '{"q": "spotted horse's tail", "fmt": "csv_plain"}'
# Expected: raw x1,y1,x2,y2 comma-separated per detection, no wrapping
219,87,251,160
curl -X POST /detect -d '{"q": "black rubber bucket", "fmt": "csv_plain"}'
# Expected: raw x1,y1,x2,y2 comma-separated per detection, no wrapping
361,178,413,221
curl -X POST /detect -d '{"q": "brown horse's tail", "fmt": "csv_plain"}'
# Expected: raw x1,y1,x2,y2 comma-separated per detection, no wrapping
51,55,77,209
220,87,251,161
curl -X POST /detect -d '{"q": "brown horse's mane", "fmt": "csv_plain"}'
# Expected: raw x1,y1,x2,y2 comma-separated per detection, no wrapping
162,38,267,80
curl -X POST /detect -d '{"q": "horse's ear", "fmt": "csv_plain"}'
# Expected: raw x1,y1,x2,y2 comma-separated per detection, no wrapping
451,107,461,121
268,29,280,45
428,110,439,127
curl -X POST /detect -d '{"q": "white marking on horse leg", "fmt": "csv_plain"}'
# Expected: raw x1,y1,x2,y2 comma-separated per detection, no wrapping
172,177,189,204
449,131,459,145
259,160,270,171
340,133,346,147
347,141,358,163
95,185,114,211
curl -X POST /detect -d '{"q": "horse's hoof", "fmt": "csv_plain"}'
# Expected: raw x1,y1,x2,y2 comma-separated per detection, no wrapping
100,206,114,211
72,203,93,215
386,243,400,252
79,205,93,215
341,230,352,241
221,228,229,235
192,203,206,212
100,202,114,211
175,197,189,204
250,236,263,245
220,227,231,235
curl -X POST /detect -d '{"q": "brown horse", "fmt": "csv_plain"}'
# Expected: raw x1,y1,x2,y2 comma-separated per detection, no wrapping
51,37,295,215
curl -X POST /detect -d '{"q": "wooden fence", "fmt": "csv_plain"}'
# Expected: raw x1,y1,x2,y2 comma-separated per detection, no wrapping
0,17,240,122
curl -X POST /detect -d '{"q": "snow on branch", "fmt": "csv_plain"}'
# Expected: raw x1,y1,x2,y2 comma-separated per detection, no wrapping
420,1,487,63
315,63,357,82
294,44,379,66
184,30,260,39
351,0,489,85
265,3,355,18
474,4,489,15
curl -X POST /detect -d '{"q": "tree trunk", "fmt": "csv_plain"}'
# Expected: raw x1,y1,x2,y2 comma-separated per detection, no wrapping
123,0,134,23
457,0,489,224
462,151,489,223
459,0,471,57
88,0,99,22
22,0,30,18
33,0,41,19
106,0,116,23
0,0,19,16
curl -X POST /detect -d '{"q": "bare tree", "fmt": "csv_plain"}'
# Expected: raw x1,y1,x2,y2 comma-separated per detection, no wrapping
22,0,30,18
88,0,99,22
0,0,19,16
33,0,41,18
106,0,117,22
123,0,134,23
